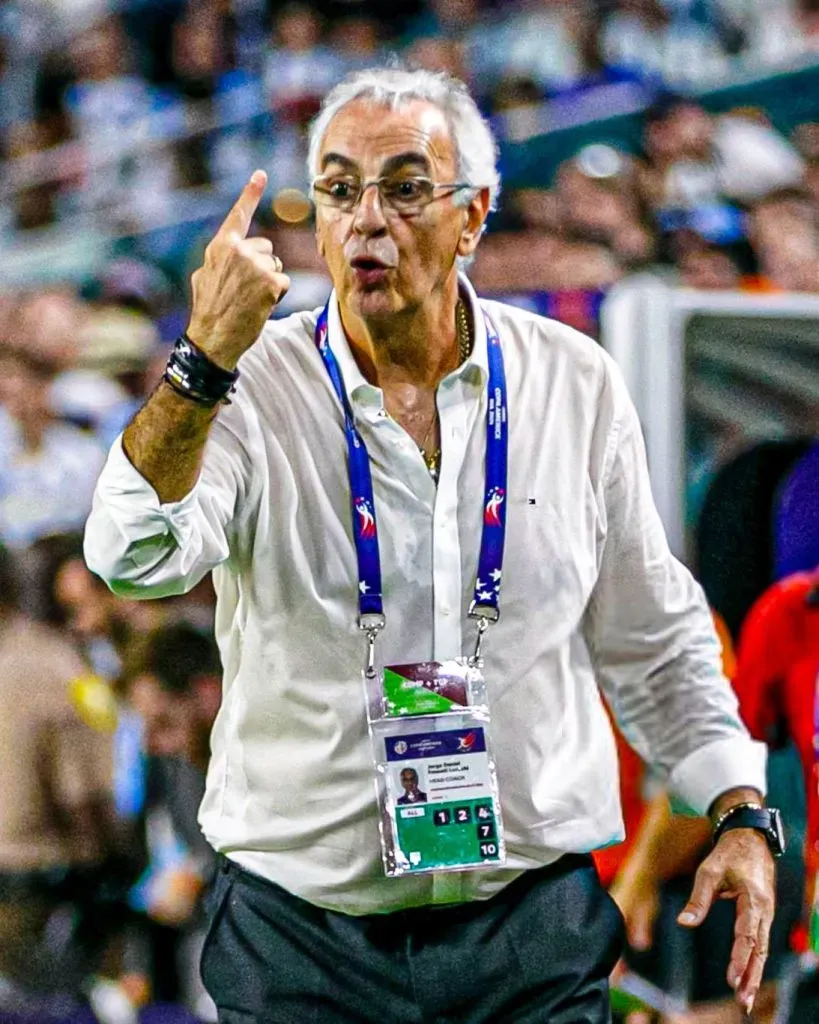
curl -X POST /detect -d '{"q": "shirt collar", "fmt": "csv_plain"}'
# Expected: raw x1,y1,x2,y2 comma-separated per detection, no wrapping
324,272,488,409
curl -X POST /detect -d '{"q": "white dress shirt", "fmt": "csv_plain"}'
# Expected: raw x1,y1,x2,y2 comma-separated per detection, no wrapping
84,275,766,915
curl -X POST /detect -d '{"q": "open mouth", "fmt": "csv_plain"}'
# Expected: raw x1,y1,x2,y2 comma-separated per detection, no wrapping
350,256,393,287
351,257,390,271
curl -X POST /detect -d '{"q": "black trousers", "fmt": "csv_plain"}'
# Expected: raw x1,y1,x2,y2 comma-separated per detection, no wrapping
201,854,624,1024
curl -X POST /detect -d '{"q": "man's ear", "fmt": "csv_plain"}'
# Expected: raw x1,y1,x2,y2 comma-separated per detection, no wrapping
457,187,491,259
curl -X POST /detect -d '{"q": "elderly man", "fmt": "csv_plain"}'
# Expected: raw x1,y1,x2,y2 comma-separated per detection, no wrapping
85,67,779,1023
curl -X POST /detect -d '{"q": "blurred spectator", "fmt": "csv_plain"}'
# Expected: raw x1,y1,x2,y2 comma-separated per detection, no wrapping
675,234,744,288
120,0,189,86
168,3,228,191
0,542,130,1013
9,288,87,370
0,348,104,550
486,75,546,140
642,96,806,212
403,0,498,96
553,9,647,101
263,4,339,125
602,0,730,87
261,4,340,194
405,34,469,81
327,15,384,73
0,1,51,152
741,0,819,67
792,119,819,165
3,120,63,231
486,0,588,95
556,145,657,267
119,622,222,1020
790,122,819,210
747,187,819,292
64,14,178,224
122,622,221,773
470,228,623,292
53,546,165,679
510,187,563,233
66,304,163,445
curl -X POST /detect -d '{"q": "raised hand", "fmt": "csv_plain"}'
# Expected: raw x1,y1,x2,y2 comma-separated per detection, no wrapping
187,169,290,370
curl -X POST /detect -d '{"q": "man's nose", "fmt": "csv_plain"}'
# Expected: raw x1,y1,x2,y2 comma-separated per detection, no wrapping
352,182,388,235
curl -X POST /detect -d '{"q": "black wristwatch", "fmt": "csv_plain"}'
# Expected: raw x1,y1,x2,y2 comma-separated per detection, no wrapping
712,803,786,858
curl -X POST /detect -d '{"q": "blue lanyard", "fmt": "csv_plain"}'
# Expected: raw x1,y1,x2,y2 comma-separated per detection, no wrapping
314,301,508,650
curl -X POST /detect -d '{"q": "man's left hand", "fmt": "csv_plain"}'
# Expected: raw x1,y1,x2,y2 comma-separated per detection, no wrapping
676,829,775,1015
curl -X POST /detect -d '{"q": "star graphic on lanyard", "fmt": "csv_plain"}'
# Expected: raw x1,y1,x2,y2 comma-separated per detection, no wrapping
490,569,502,582
475,578,484,591
478,590,493,601
359,581,370,594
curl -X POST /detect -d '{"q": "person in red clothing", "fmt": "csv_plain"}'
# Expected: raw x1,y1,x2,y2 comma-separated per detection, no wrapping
732,569,819,952
607,612,800,1023
733,570,819,776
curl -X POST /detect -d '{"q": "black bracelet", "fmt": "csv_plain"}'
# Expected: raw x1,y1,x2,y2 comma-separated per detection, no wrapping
164,334,239,407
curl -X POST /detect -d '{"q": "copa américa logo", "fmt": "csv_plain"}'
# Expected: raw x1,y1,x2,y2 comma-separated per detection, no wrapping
484,487,505,527
457,731,477,752
355,497,376,539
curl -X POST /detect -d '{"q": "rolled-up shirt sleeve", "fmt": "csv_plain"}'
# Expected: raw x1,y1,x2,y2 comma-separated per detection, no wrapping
584,361,767,815
84,419,249,599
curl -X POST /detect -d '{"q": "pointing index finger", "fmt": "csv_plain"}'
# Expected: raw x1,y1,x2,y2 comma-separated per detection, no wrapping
217,169,267,242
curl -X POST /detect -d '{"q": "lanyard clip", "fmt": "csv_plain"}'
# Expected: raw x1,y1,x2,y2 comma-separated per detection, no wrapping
359,612,386,678
468,601,499,666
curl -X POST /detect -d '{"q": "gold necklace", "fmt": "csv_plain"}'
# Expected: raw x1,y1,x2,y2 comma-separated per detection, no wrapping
420,299,473,482
455,298,472,365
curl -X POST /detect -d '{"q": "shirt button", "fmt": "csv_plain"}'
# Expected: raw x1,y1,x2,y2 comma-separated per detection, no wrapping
441,606,451,617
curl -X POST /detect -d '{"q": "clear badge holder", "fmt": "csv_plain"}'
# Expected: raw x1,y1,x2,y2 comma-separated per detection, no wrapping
362,613,506,877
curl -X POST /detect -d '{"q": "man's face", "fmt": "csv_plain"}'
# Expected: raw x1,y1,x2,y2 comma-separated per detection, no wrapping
400,770,418,793
315,98,484,322
0,354,50,426
54,558,113,640
129,674,198,759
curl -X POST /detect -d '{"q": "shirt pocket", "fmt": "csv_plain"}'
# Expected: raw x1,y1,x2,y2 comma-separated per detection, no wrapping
501,490,601,630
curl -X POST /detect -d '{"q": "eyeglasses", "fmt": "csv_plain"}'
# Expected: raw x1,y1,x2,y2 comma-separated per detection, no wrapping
311,174,474,215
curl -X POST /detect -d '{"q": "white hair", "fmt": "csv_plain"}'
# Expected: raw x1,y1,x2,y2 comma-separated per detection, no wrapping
306,66,501,215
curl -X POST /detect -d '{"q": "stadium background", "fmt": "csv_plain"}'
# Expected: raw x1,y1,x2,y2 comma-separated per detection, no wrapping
0,1,818,1022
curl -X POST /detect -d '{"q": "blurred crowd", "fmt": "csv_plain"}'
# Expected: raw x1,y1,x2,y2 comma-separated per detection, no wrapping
0,1,818,1023
1,0,819,302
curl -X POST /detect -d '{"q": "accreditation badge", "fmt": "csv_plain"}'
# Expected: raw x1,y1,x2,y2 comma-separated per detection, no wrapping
367,659,506,876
